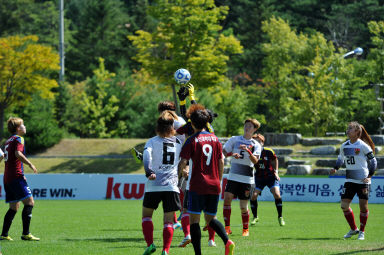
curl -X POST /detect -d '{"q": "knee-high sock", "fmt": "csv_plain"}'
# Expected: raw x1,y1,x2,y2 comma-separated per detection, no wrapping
22,205,33,235
2,209,17,236
190,223,201,255
223,205,231,226
163,222,174,253
275,198,283,218
360,210,369,232
208,225,215,241
250,199,258,218
241,210,249,230
142,217,154,246
173,212,178,223
208,218,229,245
343,208,357,230
181,213,190,237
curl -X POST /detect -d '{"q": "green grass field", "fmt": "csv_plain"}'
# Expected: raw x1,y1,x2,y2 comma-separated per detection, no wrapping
1,200,383,255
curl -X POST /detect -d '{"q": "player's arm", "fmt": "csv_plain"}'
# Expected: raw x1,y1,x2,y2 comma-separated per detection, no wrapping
272,156,280,181
364,151,377,183
15,151,37,173
330,155,344,174
187,84,197,104
177,86,188,120
143,146,155,180
178,158,188,178
239,144,259,164
218,156,224,181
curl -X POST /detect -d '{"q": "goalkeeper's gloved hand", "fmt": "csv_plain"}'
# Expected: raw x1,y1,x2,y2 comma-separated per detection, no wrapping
177,86,189,105
187,83,195,101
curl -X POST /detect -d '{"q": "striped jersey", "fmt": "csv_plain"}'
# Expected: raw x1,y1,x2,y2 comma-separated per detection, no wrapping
223,136,262,184
338,139,373,184
255,147,277,179
143,136,182,192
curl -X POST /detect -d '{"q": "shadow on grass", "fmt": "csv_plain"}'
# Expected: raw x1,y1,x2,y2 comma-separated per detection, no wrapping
332,247,384,254
279,237,334,241
64,237,142,243
43,158,142,174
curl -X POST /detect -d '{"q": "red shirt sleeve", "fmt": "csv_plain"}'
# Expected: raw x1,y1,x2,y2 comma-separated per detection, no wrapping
180,140,192,160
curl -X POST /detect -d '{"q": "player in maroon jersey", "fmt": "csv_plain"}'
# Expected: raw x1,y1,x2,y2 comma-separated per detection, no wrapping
178,109,235,255
249,134,285,226
0,117,40,241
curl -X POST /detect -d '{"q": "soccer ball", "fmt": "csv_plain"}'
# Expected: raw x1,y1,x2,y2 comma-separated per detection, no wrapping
174,68,191,85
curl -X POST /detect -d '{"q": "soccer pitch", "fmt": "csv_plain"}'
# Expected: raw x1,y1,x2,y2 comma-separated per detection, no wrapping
0,200,383,255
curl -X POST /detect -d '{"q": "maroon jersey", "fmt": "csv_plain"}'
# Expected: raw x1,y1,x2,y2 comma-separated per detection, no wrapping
255,147,277,179
4,135,25,184
180,131,223,195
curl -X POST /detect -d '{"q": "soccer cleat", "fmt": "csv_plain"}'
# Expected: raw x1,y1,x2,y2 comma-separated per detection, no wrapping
0,235,13,241
344,229,359,239
242,228,249,237
178,235,191,247
161,251,168,255
357,231,365,240
250,217,259,226
21,233,40,241
208,239,216,247
225,239,235,255
131,147,143,163
278,217,285,226
173,222,182,229
143,243,156,255
225,226,232,235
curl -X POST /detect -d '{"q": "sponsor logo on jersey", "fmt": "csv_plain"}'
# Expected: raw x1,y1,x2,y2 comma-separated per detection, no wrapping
355,148,360,155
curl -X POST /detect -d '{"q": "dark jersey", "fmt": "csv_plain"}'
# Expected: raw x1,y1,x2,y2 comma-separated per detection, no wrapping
255,147,277,179
4,135,25,184
177,121,214,138
180,131,223,195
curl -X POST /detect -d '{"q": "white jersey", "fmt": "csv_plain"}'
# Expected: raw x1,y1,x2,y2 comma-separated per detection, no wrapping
143,136,182,192
223,136,262,184
338,139,373,184
0,148,3,157
174,115,186,144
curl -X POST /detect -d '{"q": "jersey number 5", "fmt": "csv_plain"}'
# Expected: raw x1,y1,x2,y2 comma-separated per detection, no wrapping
3,144,9,162
162,143,175,165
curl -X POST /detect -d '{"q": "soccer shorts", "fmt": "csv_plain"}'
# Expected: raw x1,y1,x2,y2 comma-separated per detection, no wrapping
224,179,251,200
341,182,370,200
187,191,219,216
4,178,32,203
255,177,280,192
143,191,181,213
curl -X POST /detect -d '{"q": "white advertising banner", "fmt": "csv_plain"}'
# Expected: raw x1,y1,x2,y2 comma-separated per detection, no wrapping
0,174,383,203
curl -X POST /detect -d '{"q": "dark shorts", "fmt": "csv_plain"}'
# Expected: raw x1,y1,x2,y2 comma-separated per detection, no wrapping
255,177,280,192
187,191,219,216
143,191,181,213
225,179,251,200
341,182,370,200
183,190,189,210
4,178,32,203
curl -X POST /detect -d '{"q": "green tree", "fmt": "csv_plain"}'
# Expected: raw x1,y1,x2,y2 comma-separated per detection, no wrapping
0,35,59,138
128,0,242,108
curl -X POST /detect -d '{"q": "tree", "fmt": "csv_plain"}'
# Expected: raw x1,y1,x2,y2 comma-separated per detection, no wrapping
0,35,59,138
128,0,242,108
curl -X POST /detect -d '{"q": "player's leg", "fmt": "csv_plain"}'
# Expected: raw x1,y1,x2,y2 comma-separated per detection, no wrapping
204,195,235,255
1,201,19,240
240,199,250,236
162,191,180,254
357,184,370,240
223,191,234,234
142,192,158,254
250,189,260,225
341,183,359,238
178,191,191,247
188,191,203,255
20,196,39,241
270,183,284,226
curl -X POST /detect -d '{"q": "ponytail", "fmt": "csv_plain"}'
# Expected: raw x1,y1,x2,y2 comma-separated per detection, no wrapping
360,124,375,153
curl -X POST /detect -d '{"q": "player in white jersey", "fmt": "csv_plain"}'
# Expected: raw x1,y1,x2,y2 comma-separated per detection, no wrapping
331,121,377,241
222,118,262,237
141,111,182,255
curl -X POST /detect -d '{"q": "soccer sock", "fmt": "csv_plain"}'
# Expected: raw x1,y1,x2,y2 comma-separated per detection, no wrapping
1,209,17,236
223,205,231,226
359,210,369,232
142,217,154,246
208,225,215,241
190,223,201,255
275,198,283,218
22,205,33,235
241,210,249,230
209,218,229,244
173,212,178,223
343,208,357,230
163,222,174,253
181,213,190,237
250,199,258,218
